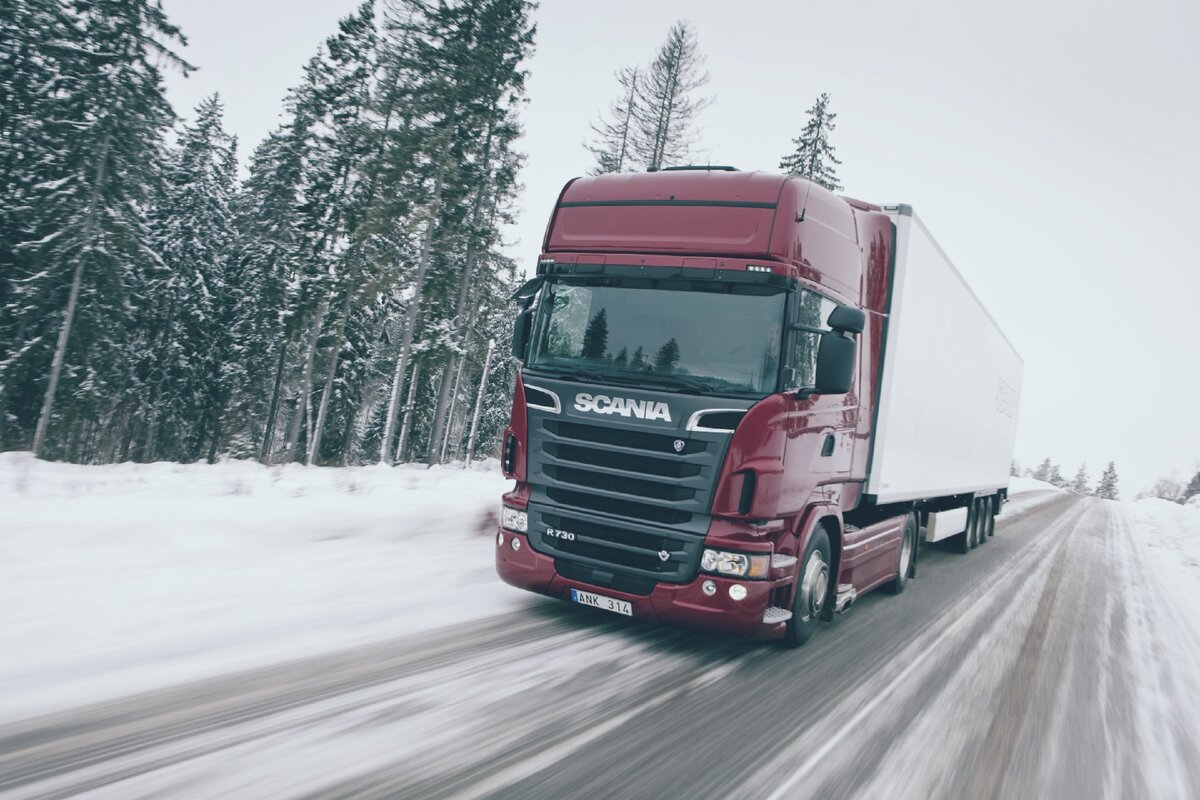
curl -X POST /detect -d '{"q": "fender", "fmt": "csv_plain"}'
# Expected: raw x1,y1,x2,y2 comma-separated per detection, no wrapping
789,502,844,612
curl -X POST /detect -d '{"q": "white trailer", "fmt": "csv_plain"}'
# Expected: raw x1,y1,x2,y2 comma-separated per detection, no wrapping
865,205,1022,540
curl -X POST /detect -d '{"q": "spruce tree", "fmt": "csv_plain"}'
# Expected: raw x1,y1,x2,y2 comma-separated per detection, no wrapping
1047,464,1067,489
1070,463,1090,495
1095,462,1120,500
779,92,843,191
586,66,640,175
653,338,680,372
1032,457,1053,483
140,95,238,461
10,0,189,457
632,21,710,171
1184,470,1200,502
581,309,609,360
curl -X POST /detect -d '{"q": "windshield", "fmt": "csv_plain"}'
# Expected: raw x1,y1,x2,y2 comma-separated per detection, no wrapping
527,278,786,396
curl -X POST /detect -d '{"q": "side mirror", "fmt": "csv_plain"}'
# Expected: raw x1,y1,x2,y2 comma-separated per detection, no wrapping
810,331,856,395
828,306,865,334
511,276,544,310
512,309,533,362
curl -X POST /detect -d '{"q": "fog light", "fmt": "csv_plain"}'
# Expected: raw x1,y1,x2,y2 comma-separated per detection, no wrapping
702,580,717,596
497,533,504,547
729,584,747,601
511,537,521,551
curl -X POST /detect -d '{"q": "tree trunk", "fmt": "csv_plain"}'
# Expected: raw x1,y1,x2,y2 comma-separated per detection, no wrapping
396,358,420,465
466,339,495,466
308,294,352,465
283,294,329,464
259,340,288,463
380,166,446,463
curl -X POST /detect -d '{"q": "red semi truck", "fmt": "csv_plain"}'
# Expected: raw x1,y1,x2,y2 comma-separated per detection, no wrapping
495,167,1021,646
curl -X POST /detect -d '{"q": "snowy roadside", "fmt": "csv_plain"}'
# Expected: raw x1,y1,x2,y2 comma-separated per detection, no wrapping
0,457,1078,723
0,453,526,722
1123,497,1200,625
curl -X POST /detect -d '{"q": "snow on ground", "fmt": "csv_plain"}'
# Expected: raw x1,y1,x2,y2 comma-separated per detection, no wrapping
1007,476,1064,495
0,453,522,722
1124,496,1200,619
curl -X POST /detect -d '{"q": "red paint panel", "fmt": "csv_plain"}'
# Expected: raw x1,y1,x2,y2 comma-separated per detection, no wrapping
547,205,774,255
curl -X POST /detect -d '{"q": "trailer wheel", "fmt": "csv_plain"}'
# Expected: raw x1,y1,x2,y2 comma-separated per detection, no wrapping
886,513,917,594
985,497,997,538
975,498,988,546
782,526,831,648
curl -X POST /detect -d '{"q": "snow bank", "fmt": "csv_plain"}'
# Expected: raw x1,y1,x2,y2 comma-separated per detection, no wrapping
1124,497,1200,630
0,453,523,721
1007,476,1064,495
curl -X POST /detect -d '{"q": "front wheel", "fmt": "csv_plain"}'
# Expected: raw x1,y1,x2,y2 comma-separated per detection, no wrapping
887,513,918,594
782,526,832,648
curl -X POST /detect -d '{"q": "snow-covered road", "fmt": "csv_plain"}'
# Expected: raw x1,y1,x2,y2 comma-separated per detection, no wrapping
2,461,1199,799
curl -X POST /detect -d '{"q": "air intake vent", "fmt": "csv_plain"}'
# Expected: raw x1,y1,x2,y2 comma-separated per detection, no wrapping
523,384,560,413
686,409,746,433
737,470,757,515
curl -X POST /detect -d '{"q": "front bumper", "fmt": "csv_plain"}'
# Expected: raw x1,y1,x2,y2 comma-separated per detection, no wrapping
496,531,788,641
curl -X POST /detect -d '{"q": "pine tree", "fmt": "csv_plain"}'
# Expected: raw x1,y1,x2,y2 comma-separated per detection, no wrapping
1047,464,1067,489
139,95,238,461
1032,457,1053,482
1184,470,1200,502
1070,463,1090,495
632,21,710,171
779,92,843,191
586,66,640,174
653,338,680,372
581,309,609,360
9,0,189,458
1095,461,1120,500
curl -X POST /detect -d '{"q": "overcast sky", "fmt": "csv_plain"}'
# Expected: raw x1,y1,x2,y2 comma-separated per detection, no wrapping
162,0,1199,495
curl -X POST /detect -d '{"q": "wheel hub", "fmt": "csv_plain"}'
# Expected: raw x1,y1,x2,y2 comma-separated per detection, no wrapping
799,550,828,622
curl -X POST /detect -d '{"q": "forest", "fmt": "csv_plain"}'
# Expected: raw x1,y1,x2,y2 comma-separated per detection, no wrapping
0,0,535,466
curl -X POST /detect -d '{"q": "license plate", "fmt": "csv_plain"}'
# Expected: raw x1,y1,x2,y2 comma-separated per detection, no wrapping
570,588,632,616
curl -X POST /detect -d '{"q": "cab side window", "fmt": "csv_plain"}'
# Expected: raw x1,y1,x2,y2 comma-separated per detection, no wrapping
790,289,838,389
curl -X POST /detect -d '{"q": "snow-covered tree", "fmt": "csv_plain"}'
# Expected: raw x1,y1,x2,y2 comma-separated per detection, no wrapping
1094,461,1120,500
1047,464,1067,489
1184,470,1200,502
1070,463,1090,495
138,95,238,462
8,0,189,458
632,21,710,171
779,92,843,191
1031,457,1054,483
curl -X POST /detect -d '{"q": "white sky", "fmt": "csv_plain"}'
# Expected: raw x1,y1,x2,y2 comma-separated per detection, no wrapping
163,0,1200,495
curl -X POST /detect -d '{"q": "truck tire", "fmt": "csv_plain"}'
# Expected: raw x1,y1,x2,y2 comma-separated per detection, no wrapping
985,497,997,538
952,501,974,554
975,498,988,546
886,512,918,594
783,525,831,648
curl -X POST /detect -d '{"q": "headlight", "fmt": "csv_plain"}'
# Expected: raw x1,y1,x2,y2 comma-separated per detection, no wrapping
501,505,528,533
701,548,770,579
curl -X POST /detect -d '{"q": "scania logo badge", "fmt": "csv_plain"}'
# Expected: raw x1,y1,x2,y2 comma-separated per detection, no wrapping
673,439,685,453
658,550,671,562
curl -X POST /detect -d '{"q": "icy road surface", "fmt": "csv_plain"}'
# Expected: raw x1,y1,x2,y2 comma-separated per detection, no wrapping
2,467,1200,799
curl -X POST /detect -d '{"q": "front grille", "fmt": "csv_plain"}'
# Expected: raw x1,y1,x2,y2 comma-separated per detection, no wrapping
526,413,735,584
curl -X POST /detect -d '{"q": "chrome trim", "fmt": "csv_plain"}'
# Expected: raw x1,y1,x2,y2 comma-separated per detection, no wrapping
685,408,745,433
523,383,561,414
